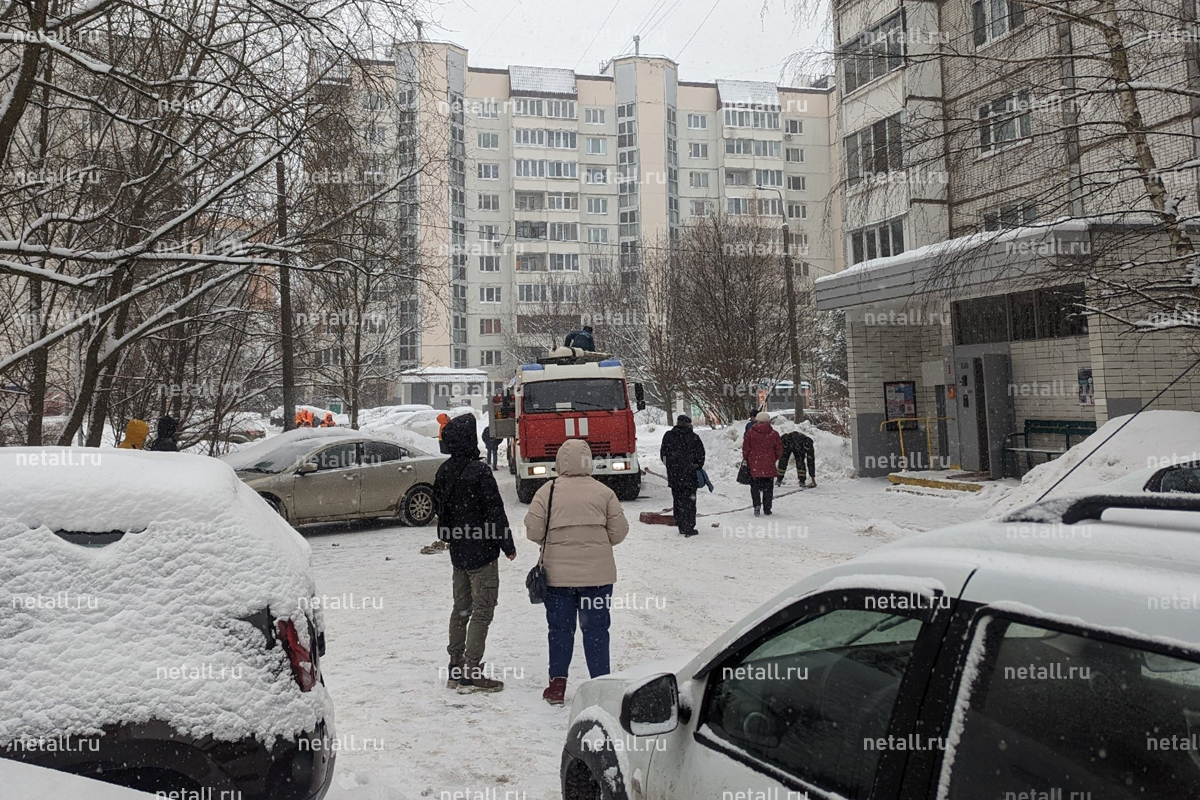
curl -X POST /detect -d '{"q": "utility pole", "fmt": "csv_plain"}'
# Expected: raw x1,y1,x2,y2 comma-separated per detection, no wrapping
276,157,297,431
765,186,806,422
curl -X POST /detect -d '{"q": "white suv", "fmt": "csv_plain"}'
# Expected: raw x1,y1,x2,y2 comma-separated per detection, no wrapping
560,493,1200,800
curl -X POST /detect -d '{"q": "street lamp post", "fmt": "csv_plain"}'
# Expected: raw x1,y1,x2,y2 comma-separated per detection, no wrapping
762,186,806,422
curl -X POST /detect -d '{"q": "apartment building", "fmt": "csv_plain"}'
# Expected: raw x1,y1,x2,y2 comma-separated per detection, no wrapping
817,0,1200,477
353,41,837,397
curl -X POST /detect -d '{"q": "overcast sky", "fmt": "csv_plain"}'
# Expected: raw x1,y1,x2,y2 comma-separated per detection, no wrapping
425,0,828,86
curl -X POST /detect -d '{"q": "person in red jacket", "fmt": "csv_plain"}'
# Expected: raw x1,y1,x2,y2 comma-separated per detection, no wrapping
742,411,783,516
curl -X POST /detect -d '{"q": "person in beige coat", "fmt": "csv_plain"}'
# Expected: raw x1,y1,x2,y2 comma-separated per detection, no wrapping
525,438,629,706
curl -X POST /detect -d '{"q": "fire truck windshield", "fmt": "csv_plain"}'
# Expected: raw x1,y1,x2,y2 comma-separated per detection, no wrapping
523,379,628,414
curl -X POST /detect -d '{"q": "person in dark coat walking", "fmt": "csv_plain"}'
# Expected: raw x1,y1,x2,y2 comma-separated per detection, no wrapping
481,424,501,470
778,427,817,488
742,412,783,516
149,416,179,452
564,326,596,352
433,414,516,693
659,415,705,537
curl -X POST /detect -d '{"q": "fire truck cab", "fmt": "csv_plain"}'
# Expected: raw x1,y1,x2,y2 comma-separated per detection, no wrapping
491,348,645,504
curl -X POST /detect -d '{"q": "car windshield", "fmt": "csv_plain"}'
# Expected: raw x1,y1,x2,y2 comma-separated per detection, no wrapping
243,440,325,473
523,379,628,414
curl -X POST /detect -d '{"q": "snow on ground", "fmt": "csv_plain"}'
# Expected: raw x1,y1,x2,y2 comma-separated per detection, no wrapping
990,410,1200,514
309,423,994,799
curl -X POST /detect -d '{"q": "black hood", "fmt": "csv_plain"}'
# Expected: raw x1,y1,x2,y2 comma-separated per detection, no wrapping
441,414,479,458
156,416,178,438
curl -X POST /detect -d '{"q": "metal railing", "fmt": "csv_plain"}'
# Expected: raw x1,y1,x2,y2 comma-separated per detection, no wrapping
878,416,955,472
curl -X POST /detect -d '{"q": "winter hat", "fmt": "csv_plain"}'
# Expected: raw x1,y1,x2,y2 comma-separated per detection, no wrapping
441,413,480,458
755,411,770,423
676,414,692,426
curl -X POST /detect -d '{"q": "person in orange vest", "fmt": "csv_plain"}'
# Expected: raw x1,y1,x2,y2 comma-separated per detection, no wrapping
295,409,304,428
437,413,451,454
321,412,335,428
304,409,315,428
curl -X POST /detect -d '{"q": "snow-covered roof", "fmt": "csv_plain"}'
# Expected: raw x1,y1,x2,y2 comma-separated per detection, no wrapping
400,366,488,384
716,79,780,109
509,65,577,97
0,448,331,744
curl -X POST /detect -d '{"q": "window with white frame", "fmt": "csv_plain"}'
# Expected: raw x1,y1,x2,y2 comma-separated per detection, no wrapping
787,175,807,191
547,192,579,211
786,119,803,135
786,147,805,163
754,140,782,158
727,197,782,216
478,193,500,211
515,159,546,178
787,203,807,220
973,0,1026,46
617,119,637,148
363,91,386,110
477,132,499,149
588,227,609,243
586,137,607,155
545,100,576,119
756,169,784,187
549,222,578,241
479,225,499,242
514,128,546,147
479,286,503,303
479,255,501,272
478,163,500,180
513,98,543,116
547,130,577,149
849,217,906,264
983,200,1037,230
979,90,1031,153
723,107,781,128
547,161,577,179
690,199,715,217
516,221,547,239
515,191,543,210
480,318,502,335
518,283,547,302
480,350,503,367
842,13,904,94
687,114,708,130
587,197,608,214
726,138,753,156
550,253,580,271
586,167,608,184
726,169,750,186
517,253,547,271
845,114,903,185
585,108,606,125
364,126,387,143
478,100,499,118
689,142,708,159
689,171,710,188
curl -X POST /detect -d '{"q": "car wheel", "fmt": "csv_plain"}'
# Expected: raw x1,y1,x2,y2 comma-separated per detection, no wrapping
516,477,539,504
562,756,603,800
262,494,289,523
401,485,436,526
613,474,641,502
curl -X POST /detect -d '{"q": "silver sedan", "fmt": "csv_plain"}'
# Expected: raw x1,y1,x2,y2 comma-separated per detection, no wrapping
232,434,446,527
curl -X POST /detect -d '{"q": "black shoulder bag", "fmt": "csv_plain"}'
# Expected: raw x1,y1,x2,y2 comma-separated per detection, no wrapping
525,480,555,604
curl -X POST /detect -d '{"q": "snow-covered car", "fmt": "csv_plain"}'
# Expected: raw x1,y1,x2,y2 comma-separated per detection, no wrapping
219,426,361,473
1092,455,1200,496
233,433,445,527
560,492,1200,800
2,758,158,799
0,448,335,800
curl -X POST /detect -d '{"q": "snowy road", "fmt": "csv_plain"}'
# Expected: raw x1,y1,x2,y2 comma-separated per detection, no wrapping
310,471,997,800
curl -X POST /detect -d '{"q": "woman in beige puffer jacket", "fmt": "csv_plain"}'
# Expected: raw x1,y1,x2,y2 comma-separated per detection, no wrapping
525,438,629,705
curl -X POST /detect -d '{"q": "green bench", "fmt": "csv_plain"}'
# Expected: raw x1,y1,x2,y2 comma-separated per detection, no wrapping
1003,419,1098,478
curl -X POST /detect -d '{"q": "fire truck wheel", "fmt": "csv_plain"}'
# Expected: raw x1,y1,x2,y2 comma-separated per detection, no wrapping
612,475,641,502
516,477,540,504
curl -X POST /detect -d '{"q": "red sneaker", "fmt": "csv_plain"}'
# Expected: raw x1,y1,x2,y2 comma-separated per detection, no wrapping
543,676,567,706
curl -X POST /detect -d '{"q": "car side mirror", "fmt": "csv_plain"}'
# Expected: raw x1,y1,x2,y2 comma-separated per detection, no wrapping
619,672,679,736
297,462,317,476
634,383,647,412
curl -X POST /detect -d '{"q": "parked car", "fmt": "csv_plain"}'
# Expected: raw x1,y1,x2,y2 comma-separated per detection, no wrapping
1094,455,1200,496
233,433,445,527
559,492,1200,800
3,758,158,799
0,448,335,800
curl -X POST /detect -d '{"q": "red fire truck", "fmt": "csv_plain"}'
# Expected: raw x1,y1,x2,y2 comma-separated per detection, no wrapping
491,348,645,503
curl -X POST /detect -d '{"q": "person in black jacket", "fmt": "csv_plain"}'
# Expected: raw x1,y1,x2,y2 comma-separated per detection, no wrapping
564,326,596,352
778,428,817,488
149,416,179,452
434,414,516,693
659,415,705,537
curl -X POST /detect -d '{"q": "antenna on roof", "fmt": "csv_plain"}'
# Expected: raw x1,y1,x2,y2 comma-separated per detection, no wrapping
633,35,640,56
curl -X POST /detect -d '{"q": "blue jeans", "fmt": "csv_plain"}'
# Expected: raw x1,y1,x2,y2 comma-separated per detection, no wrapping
545,585,612,679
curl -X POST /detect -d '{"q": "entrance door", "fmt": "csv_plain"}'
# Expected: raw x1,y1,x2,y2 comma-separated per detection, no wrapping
973,358,990,474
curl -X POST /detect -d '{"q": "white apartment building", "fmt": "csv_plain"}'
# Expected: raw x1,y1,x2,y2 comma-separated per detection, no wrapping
363,42,837,396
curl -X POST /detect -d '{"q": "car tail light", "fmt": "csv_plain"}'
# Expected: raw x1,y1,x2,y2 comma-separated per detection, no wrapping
276,619,317,692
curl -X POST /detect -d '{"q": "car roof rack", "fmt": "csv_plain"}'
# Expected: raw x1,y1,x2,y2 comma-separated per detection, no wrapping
1006,493,1200,525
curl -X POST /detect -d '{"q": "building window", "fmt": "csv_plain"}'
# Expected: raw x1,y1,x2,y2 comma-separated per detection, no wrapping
479,255,501,272
513,98,543,117
689,171,710,188
845,114,903,185
547,130,577,149
755,169,784,187
754,140,782,158
587,197,608,214
478,194,500,211
547,161,578,179
515,191,543,210
549,222,578,241
585,108,606,125
478,163,500,180
514,128,546,147
545,100,576,119
547,192,579,211
849,217,905,264
979,90,1031,153
726,138,752,156
479,225,499,242
690,199,714,217
550,253,580,271
973,0,1026,45
479,286,502,304
726,169,750,186
689,142,708,159
480,350,503,367
452,348,468,368
518,283,547,303
480,318,502,335
516,221,547,240
478,100,499,118
727,197,782,216
788,203,807,220
477,132,499,149
517,254,547,271
786,147,804,163
842,13,904,94
363,91,386,110
515,159,546,178
586,167,608,184
617,120,637,148
786,119,803,135
586,137,607,155
687,114,707,129
364,126,387,143
787,175,807,191
983,200,1037,231
952,284,1086,344
588,227,609,243
724,107,781,128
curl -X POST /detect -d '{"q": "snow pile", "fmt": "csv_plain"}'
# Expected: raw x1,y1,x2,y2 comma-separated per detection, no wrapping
356,405,433,428
219,426,360,470
0,758,157,799
0,448,333,745
992,410,1200,514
